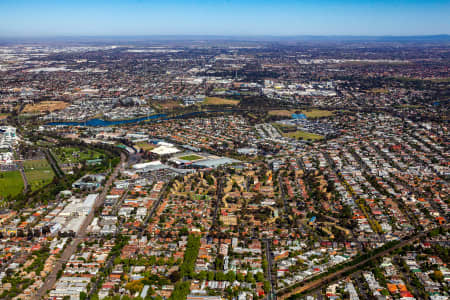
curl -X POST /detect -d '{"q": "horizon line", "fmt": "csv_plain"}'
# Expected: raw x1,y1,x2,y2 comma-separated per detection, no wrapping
1,33,449,37
0,34,449,42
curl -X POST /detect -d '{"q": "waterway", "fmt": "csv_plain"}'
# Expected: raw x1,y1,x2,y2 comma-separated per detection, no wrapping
46,110,237,127
46,113,168,126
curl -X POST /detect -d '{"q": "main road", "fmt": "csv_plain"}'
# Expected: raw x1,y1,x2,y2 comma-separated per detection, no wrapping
34,152,127,300
264,238,276,300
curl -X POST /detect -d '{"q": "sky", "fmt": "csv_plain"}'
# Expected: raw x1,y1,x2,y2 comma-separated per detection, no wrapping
0,0,449,37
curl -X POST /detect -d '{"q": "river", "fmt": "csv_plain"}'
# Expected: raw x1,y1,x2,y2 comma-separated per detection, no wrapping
46,113,168,126
45,110,237,127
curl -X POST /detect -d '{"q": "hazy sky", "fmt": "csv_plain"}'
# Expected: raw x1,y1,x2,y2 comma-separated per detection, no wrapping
1,0,449,37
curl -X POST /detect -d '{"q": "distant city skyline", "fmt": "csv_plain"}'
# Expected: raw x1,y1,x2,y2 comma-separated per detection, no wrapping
1,0,449,37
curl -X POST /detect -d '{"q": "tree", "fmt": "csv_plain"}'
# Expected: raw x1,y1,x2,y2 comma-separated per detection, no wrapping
215,255,224,271
90,294,100,300
196,271,207,281
215,271,225,281
207,271,215,281
179,227,189,236
180,234,201,278
245,272,255,283
225,271,236,282
431,270,444,282
169,281,190,300
255,272,265,282
125,280,144,293
262,259,268,273
169,271,181,283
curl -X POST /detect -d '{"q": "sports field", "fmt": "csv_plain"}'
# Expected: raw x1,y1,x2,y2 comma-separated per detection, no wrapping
179,154,203,161
284,130,324,141
0,171,24,198
23,159,55,191
135,142,156,151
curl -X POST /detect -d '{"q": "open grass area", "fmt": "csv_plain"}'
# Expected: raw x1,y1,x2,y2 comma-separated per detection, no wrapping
202,97,240,106
268,109,334,118
154,100,183,110
54,146,104,164
134,142,156,151
284,130,324,141
0,113,10,120
272,123,324,141
178,154,203,161
272,122,296,131
396,104,424,109
427,77,450,83
369,88,389,94
268,110,294,117
0,171,24,198
301,109,334,118
23,159,54,191
22,101,69,114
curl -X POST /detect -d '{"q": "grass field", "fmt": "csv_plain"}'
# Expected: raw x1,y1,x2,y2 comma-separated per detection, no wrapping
268,110,294,117
23,159,55,191
272,123,324,141
369,88,389,94
0,171,24,198
427,77,450,83
154,100,183,110
22,101,70,114
300,109,334,118
272,122,296,131
178,154,203,161
284,130,324,141
202,97,240,106
268,109,334,118
135,142,156,151
396,104,424,109
54,147,103,164
0,113,9,120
